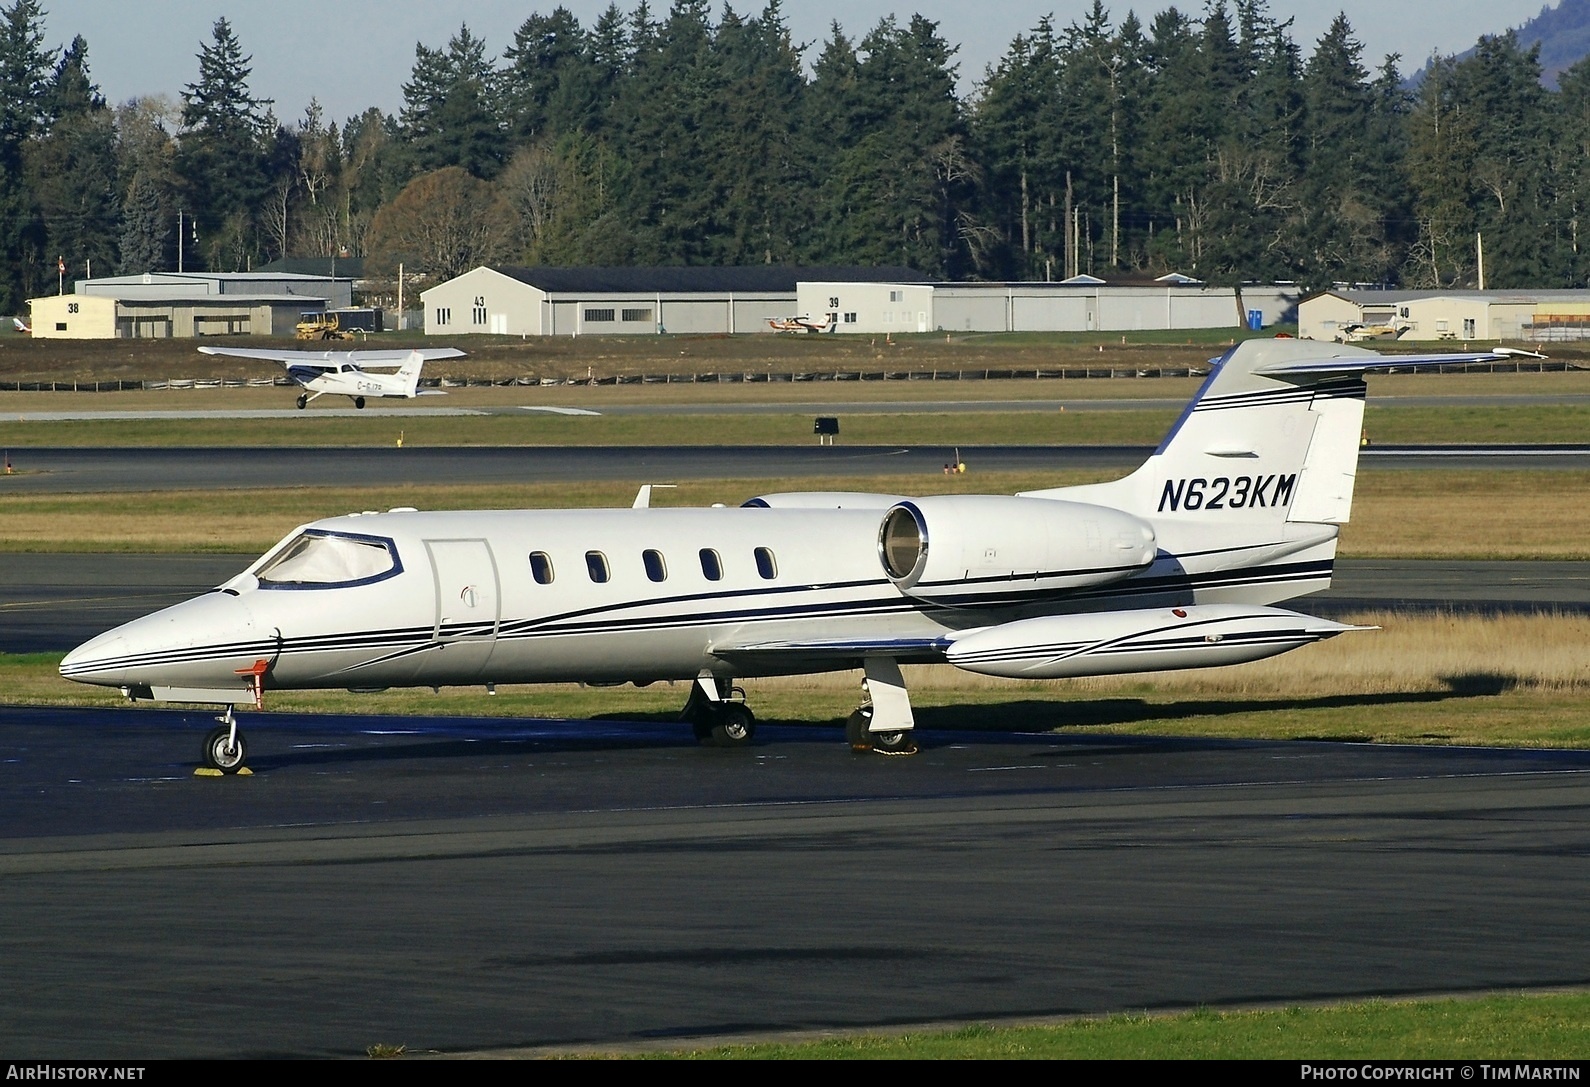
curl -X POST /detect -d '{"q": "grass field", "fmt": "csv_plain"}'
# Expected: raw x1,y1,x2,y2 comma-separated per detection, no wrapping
3,469,1587,558
2,402,1588,447
597,992,1590,1059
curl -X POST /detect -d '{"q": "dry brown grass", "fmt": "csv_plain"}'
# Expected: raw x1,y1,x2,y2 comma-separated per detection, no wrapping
829,611,1588,698
1343,470,1590,558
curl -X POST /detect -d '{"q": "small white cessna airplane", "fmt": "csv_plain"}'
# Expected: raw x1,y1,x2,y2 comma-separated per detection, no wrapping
196,345,465,409
61,338,1536,772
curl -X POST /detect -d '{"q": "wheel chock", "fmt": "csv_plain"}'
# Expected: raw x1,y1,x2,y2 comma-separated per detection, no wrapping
193,766,252,777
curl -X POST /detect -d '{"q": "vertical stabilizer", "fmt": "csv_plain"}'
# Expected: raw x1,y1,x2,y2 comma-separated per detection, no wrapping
397,350,426,397
1022,338,1380,525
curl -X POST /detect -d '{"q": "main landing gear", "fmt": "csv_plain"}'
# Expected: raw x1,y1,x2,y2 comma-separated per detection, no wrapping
846,657,917,755
353,396,366,409
295,393,307,410
682,659,919,755
682,673,756,748
200,705,250,774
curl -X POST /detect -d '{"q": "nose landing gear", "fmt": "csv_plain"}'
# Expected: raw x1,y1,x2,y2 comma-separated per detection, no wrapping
199,706,251,775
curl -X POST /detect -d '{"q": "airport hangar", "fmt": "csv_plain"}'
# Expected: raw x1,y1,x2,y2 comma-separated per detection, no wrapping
26,271,353,339
1299,288,1590,342
421,265,1302,337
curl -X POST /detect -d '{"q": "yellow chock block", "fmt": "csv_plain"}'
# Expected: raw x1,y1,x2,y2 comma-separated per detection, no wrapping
194,767,222,777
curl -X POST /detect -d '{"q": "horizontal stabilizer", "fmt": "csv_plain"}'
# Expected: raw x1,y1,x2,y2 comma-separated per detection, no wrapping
1257,348,1544,381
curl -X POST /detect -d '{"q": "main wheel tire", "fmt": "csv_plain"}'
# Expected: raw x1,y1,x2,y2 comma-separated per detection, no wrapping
202,725,247,773
846,707,873,751
295,394,307,410
708,703,756,747
354,396,366,409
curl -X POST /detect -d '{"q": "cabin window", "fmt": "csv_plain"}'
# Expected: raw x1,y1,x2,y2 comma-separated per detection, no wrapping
585,550,610,583
754,547,777,580
643,549,667,582
529,552,554,584
699,548,723,581
256,530,398,589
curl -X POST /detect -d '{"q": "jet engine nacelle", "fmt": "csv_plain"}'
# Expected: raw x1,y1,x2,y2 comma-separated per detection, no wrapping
877,495,1156,606
946,604,1359,678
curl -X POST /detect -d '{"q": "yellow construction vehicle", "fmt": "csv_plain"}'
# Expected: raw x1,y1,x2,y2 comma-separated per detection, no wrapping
295,311,355,340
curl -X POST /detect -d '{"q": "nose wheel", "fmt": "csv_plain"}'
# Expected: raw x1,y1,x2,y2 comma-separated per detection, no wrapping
201,707,249,774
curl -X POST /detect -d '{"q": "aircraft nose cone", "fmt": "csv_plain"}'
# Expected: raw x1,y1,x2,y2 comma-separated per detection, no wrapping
59,591,267,689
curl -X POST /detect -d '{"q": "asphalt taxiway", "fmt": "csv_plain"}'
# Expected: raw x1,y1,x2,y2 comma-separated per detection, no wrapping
2,442,1587,494
2,706,1589,1057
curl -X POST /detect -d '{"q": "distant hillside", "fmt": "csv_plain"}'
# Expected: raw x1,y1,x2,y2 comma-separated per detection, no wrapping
1494,0,1590,86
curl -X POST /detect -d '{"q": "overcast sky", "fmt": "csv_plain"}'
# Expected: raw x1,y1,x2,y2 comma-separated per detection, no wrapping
51,0,1554,125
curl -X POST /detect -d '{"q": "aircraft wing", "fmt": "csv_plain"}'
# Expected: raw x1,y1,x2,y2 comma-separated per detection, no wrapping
196,346,466,366
711,633,957,665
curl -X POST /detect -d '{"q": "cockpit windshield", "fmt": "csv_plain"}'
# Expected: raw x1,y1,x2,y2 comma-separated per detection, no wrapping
255,531,399,588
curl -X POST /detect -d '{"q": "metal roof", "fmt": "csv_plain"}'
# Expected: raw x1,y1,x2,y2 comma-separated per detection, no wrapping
1318,288,1590,304
488,265,927,293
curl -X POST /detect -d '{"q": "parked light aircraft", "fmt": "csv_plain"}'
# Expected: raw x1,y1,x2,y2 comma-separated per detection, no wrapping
11,316,29,334
61,338,1536,772
767,313,837,333
196,345,465,409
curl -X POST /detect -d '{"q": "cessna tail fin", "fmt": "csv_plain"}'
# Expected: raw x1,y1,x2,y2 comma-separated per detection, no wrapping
397,350,426,397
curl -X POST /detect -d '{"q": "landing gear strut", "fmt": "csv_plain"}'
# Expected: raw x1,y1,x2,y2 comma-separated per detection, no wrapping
848,657,917,755
201,706,248,773
682,673,756,748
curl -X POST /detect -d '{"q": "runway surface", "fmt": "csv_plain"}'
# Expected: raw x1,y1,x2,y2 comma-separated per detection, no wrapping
3,705,1589,1057
4,555,1586,654
3,443,1587,494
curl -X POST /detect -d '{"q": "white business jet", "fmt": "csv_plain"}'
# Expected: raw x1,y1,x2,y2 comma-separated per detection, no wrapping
62,338,1537,772
196,345,466,409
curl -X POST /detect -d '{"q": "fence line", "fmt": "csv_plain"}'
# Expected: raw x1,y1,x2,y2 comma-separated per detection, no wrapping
0,358,1575,393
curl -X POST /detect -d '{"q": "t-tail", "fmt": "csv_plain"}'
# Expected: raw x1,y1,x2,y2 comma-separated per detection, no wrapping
1022,337,1537,606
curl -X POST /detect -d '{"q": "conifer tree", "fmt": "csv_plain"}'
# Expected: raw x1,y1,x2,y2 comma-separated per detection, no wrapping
177,18,271,270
